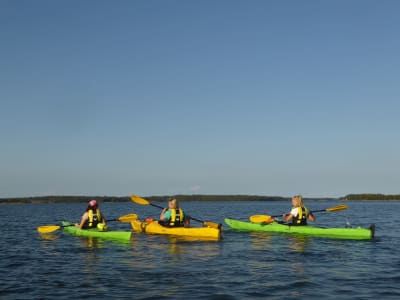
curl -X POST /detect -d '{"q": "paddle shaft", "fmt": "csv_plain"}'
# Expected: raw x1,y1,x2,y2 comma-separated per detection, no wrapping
250,205,348,224
66,217,121,227
148,202,208,225
48,217,119,230
130,195,221,229
37,214,137,233
271,208,337,218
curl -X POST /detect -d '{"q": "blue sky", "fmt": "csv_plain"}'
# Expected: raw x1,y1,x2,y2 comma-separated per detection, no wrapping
1,0,399,198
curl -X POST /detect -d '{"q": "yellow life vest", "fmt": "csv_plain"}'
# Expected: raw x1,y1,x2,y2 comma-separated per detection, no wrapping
293,206,309,225
87,209,102,228
169,208,184,227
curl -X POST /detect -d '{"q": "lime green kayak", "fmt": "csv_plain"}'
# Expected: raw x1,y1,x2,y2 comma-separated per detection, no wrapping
224,218,374,240
61,221,132,241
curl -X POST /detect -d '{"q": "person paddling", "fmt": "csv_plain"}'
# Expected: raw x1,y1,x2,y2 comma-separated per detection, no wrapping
76,199,107,230
282,195,315,225
159,198,190,227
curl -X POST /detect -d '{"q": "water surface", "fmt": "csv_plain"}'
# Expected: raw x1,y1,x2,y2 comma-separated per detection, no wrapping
1,200,398,299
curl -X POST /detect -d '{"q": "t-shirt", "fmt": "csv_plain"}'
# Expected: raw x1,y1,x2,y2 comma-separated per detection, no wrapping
290,207,301,217
163,210,172,220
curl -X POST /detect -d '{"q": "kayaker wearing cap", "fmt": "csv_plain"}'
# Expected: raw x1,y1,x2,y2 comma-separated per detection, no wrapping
282,195,315,226
76,199,107,230
159,198,190,227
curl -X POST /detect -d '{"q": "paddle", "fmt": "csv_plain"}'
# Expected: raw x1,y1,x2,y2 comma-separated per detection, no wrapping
130,195,222,229
249,204,349,223
37,213,138,234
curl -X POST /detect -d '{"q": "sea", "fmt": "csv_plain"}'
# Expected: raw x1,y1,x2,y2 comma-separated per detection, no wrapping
1,200,399,299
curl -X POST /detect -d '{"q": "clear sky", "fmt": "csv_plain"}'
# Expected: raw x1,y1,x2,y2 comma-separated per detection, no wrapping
1,0,399,198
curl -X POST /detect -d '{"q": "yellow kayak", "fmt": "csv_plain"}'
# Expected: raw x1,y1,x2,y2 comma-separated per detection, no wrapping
131,217,222,240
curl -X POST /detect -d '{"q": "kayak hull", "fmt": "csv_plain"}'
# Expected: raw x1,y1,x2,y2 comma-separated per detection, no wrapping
130,218,221,240
224,218,374,240
61,221,132,241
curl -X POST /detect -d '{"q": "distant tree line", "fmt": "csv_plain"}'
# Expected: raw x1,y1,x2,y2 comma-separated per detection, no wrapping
0,194,289,204
1,193,399,204
0,196,129,204
339,194,400,200
148,195,289,202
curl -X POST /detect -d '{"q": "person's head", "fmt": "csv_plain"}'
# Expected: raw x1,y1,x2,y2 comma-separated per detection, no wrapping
87,199,98,210
291,195,303,207
168,198,179,209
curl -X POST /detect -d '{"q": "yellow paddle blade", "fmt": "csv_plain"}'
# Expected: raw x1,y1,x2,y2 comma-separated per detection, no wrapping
37,225,61,234
117,213,138,222
249,215,273,223
130,195,150,205
326,204,348,212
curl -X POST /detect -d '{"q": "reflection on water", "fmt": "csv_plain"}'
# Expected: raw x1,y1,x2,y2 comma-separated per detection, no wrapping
248,232,310,253
287,235,311,253
249,232,273,250
246,232,313,278
140,235,222,258
38,233,60,241
79,236,106,249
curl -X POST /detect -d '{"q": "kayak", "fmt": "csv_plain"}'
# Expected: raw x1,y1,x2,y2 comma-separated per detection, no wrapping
224,218,375,240
61,221,132,241
130,217,222,240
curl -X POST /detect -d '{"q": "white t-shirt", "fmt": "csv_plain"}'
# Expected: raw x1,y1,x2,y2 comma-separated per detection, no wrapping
290,207,301,216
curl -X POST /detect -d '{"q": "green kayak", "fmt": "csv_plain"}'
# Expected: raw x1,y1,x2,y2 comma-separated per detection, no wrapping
224,218,375,240
61,221,132,241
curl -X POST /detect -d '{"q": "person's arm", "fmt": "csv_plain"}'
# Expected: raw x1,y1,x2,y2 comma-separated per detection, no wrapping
160,208,168,220
101,212,107,224
283,207,296,222
282,213,294,222
76,212,88,228
183,213,190,226
308,212,315,222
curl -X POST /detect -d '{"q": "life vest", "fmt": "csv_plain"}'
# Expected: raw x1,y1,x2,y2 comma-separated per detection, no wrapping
168,208,185,227
85,208,102,228
292,206,309,225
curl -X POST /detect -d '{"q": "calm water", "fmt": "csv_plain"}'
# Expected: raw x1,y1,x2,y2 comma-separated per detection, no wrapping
1,200,399,299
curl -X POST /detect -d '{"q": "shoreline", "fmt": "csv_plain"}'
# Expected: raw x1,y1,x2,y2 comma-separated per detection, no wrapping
1,194,400,204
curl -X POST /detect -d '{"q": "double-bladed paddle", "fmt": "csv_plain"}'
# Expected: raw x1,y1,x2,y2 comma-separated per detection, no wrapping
130,195,221,229
37,213,138,233
249,204,348,223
